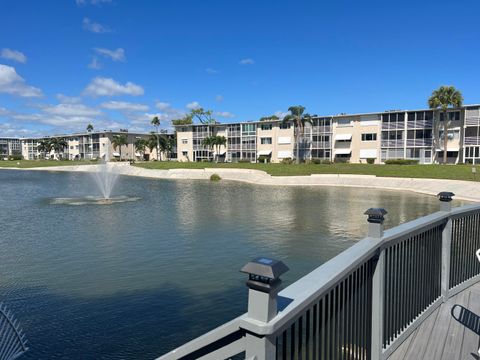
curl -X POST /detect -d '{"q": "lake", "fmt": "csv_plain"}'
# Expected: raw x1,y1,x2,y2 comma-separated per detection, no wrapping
0,170,464,359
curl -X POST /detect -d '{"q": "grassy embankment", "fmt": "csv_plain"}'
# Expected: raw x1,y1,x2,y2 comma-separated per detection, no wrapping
0,160,97,168
134,162,480,182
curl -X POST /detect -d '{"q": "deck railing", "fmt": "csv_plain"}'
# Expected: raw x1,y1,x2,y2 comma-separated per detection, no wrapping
157,193,480,360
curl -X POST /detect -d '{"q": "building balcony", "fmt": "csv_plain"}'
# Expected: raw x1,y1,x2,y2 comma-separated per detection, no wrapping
407,120,433,129
381,122,405,130
465,117,480,127
381,139,404,148
311,142,331,149
464,136,480,145
406,138,433,147
312,126,331,134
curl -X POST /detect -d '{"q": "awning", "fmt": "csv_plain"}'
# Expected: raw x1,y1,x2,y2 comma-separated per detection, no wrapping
217,150,226,155
135,152,141,157
335,134,352,141
258,150,272,156
436,147,459,152
359,149,377,158
335,149,352,155
112,152,120,157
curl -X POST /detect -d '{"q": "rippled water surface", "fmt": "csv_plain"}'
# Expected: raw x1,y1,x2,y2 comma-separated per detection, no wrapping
0,170,465,359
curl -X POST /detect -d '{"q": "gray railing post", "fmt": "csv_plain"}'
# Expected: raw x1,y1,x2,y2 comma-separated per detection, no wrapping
438,192,454,300
240,258,289,360
366,208,387,360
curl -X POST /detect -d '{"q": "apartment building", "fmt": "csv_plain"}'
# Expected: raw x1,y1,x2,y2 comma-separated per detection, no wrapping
0,137,21,159
21,131,176,161
175,104,480,164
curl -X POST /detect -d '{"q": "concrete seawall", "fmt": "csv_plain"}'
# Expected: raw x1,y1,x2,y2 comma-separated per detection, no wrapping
4,163,480,202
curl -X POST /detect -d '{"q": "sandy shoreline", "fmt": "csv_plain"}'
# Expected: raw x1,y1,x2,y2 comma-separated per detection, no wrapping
3,163,479,202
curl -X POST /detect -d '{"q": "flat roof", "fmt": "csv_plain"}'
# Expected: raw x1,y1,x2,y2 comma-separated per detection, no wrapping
19,130,174,140
173,104,479,127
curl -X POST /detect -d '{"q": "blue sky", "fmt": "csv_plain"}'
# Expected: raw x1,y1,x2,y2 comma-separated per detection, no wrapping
1,0,480,136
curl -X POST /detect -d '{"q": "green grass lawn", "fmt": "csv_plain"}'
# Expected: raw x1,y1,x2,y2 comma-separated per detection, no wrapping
0,160,98,168
134,162,480,181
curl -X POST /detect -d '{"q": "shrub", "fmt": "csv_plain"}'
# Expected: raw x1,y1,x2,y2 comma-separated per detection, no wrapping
312,158,322,164
210,173,221,181
321,160,333,164
384,159,419,165
366,158,375,164
238,159,251,163
334,157,349,164
257,155,271,163
8,154,23,161
281,158,294,165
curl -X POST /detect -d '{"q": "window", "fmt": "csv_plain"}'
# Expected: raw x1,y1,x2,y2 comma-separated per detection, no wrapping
279,123,291,129
337,119,351,127
440,112,460,121
361,133,377,141
260,137,272,145
181,139,188,144
260,124,272,130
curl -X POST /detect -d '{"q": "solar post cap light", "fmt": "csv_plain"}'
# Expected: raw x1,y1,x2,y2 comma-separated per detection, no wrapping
241,257,289,323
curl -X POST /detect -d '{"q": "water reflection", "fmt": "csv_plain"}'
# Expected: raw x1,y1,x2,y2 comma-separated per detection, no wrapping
0,170,467,359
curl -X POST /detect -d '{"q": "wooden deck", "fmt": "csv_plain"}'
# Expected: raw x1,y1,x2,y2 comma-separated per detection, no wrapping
389,281,480,360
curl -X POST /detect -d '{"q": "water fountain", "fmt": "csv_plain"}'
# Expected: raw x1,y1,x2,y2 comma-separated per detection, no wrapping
50,146,140,206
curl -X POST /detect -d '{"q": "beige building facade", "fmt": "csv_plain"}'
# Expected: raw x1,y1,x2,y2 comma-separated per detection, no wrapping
175,105,480,165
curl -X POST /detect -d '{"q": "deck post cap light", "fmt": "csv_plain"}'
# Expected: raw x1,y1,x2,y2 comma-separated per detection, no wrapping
241,257,289,293
437,191,455,202
364,208,387,224
241,257,289,323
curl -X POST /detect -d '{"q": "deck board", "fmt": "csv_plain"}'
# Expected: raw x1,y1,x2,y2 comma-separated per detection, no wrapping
388,281,480,360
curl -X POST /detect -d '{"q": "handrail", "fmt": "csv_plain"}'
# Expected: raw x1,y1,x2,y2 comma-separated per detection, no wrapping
156,201,480,360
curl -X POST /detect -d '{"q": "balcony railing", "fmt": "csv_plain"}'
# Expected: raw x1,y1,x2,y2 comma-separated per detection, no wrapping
407,120,433,129
406,138,433,147
381,140,404,148
311,141,331,149
381,122,404,130
465,117,480,127
312,126,332,134
464,136,480,145
157,195,480,360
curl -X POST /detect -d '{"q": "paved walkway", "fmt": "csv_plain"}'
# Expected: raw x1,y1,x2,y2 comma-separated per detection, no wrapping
388,281,480,360
5,164,480,202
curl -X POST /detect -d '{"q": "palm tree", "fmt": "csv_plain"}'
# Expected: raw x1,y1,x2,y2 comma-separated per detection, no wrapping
202,136,214,161
49,138,68,160
428,86,463,164
112,134,128,160
36,139,51,159
146,136,157,160
283,105,312,164
86,123,94,132
151,116,161,160
214,135,226,162
134,138,147,160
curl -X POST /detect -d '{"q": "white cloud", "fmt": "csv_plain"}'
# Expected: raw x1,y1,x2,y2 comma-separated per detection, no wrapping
83,18,111,33
214,111,235,118
42,103,101,117
0,64,42,97
155,101,171,110
83,77,144,97
239,58,255,65
1,49,27,63
56,94,82,104
215,95,223,102
205,68,219,74
95,48,125,62
274,110,289,120
88,56,102,69
101,101,149,112
186,101,201,110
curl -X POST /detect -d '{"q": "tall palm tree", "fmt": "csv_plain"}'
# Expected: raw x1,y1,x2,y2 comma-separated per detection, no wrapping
202,136,214,161
134,138,147,160
49,138,67,160
112,134,128,160
214,135,226,162
151,116,161,160
428,86,463,164
283,105,312,164
36,139,51,159
86,123,94,132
